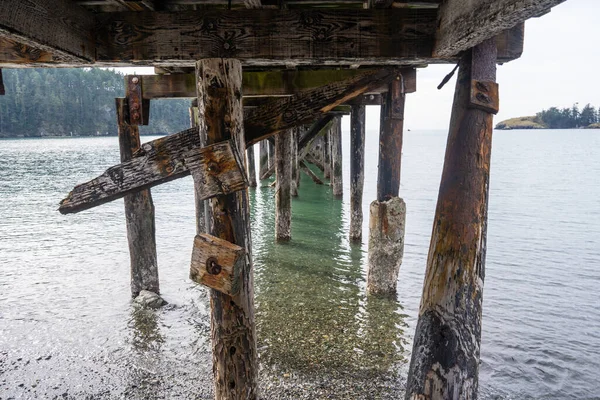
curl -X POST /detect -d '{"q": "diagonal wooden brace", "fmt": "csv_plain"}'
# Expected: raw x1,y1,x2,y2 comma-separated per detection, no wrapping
190,233,246,296
59,139,247,214
469,80,499,114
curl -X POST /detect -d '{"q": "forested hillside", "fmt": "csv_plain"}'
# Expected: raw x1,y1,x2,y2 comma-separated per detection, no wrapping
0,68,190,138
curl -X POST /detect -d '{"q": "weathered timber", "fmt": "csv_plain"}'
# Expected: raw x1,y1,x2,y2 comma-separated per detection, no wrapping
299,160,323,185
330,116,343,197
0,68,4,95
59,138,244,214
243,68,399,146
405,39,497,400
190,233,246,296
0,38,63,65
434,0,564,57
94,9,437,66
367,73,407,295
323,129,331,180
305,154,325,173
377,75,405,202
349,104,365,243
0,0,95,62
259,140,269,178
291,128,299,197
137,68,416,99
260,163,275,181
268,140,275,170
126,75,148,126
190,99,206,234
275,130,293,241
297,114,335,161
196,59,258,400
246,146,257,187
116,98,160,297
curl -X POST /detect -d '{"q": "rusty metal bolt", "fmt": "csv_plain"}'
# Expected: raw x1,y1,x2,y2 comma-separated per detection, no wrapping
132,112,140,120
224,42,231,50
131,102,140,111
206,257,222,275
131,77,139,84
476,81,489,93
476,93,491,104
207,161,220,173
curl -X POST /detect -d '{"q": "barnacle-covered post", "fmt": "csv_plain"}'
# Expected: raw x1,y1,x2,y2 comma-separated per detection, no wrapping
405,38,498,399
350,104,366,243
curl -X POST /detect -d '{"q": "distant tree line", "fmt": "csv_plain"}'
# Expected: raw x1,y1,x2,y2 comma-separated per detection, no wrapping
536,103,599,129
0,68,190,138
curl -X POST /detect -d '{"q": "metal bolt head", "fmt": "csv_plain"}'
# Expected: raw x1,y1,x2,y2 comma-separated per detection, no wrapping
132,112,140,120
131,77,139,84
131,102,140,111
206,257,222,275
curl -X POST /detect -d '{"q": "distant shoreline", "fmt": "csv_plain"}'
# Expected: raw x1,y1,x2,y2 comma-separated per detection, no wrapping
496,116,600,130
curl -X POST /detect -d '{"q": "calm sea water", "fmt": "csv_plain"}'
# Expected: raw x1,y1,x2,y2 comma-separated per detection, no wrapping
0,129,599,399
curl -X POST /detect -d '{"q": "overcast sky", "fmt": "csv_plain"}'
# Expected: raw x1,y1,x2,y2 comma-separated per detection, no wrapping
118,0,594,130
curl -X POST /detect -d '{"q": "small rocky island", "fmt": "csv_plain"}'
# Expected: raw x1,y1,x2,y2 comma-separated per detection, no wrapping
496,104,600,130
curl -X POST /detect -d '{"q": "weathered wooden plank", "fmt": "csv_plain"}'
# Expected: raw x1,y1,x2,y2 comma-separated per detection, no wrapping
434,0,563,57
291,128,299,197
0,38,60,65
136,68,417,99
297,114,335,160
406,38,497,400
323,129,331,180
299,160,323,185
59,138,243,214
275,130,293,241
258,140,269,178
0,0,95,62
184,142,249,197
94,9,437,65
116,98,160,297
349,104,365,243
496,23,524,63
190,233,246,296
246,146,257,187
196,59,258,400
244,68,398,145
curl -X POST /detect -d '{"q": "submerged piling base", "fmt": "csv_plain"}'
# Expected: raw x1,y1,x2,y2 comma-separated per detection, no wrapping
367,197,406,295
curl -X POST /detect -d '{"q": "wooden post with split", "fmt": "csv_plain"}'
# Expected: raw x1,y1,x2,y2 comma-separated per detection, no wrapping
116,98,160,298
189,99,207,233
275,130,292,241
330,116,343,198
259,140,269,179
405,39,498,400
367,72,407,295
290,127,299,197
350,104,366,243
195,59,258,399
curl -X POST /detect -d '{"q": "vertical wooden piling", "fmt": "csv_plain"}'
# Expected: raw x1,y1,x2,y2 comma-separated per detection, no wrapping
259,140,269,179
190,99,206,234
195,59,258,400
323,129,331,180
275,130,292,241
405,39,498,400
116,98,159,297
350,104,366,243
290,128,299,197
367,73,406,295
246,146,257,187
268,140,275,170
331,117,343,197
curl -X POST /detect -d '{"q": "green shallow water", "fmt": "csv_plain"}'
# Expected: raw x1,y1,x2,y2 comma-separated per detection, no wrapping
250,171,408,376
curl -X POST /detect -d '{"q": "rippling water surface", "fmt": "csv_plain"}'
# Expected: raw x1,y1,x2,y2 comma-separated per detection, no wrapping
1,129,599,399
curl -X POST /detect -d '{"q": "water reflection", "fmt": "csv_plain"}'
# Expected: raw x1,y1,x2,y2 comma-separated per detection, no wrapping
251,171,408,375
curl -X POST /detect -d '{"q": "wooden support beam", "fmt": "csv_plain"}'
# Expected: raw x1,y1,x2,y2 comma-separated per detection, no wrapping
117,98,160,297
268,140,275,170
275,130,293,241
95,9,437,66
195,59,258,399
434,0,564,57
406,38,498,399
190,233,246,296
330,116,343,197
0,69,4,95
323,129,331,180
59,138,245,214
300,160,323,185
349,104,365,243
260,162,275,181
259,140,269,178
189,99,206,234
0,0,95,63
291,128,299,197
244,68,397,146
246,146,257,187
297,114,335,160
134,68,416,100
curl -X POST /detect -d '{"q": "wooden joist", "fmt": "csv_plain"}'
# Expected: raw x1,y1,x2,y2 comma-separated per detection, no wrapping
0,0,95,63
434,0,564,57
190,233,246,296
94,9,437,66
59,139,246,214
136,68,417,99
